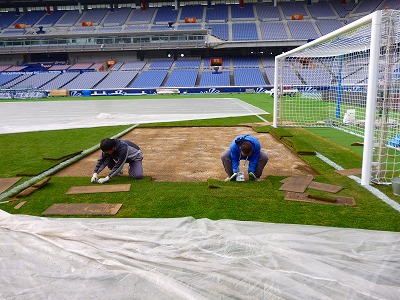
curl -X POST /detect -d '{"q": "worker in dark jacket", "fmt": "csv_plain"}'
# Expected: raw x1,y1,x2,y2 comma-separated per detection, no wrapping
91,138,144,184
221,134,268,181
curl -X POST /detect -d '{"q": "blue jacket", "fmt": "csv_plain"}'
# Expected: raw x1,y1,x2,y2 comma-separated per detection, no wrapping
229,135,261,173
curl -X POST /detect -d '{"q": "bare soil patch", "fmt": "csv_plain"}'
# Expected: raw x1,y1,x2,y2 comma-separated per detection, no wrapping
55,127,318,182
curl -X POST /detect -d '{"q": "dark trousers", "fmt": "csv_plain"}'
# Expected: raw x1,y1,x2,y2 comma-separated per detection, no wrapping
221,150,268,178
102,156,144,179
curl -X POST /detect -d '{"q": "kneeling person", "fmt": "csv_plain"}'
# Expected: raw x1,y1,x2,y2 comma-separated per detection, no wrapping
91,138,144,184
221,134,268,181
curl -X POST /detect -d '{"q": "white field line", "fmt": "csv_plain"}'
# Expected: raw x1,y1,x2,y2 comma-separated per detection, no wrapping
233,98,269,123
316,152,400,212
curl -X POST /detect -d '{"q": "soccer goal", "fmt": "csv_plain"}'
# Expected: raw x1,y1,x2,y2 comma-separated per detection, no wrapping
273,10,400,186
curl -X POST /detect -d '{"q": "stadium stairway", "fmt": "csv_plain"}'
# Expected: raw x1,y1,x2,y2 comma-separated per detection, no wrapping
295,68,307,85
311,19,322,37
255,19,263,41
176,6,183,22
160,61,176,87
142,61,151,71
93,73,109,88
195,59,205,86
149,8,157,24
277,4,294,40
229,58,234,86
62,74,80,89
258,58,270,85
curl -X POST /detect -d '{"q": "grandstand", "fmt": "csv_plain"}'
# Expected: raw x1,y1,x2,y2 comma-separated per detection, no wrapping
0,0,397,94
1,2,400,299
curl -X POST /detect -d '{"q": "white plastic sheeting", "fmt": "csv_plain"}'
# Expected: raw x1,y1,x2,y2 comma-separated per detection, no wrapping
1,209,399,300
0,98,267,134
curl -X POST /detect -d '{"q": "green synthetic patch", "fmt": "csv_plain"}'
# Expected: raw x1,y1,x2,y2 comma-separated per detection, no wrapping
43,151,83,161
17,152,83,177
252,125,271,133
269,127,293,139
307,127,364,155
16,164,63,176
280,136,316,155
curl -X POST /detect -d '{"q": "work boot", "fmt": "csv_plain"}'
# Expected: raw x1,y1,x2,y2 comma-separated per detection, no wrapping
248,172,257,181
229,173,237,181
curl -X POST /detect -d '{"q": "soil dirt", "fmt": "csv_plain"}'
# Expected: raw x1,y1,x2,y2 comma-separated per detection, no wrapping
54,126,319,182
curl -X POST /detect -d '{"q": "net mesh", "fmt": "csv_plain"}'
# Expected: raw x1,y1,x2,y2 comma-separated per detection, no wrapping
274,10,400,184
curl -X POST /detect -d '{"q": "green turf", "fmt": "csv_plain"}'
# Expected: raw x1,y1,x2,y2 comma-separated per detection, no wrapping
269,127,293,138
0,93,399,231
280,136,316,155
252,125,271,133
307,127,364,155
0,125,131,177
4,176,399,231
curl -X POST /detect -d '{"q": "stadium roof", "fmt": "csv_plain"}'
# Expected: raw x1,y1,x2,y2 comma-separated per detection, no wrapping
0,0,167,9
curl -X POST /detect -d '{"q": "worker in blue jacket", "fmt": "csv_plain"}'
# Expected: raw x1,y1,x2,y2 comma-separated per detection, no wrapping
221,134,268,181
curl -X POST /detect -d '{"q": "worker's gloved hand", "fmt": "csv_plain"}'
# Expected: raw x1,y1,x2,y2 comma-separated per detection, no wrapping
229,173,238,181
98,176,110,184
91,173,98,183
248,172,257,181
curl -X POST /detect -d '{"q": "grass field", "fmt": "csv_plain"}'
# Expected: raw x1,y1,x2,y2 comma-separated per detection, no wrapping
0,93,399,231
278,92,400,182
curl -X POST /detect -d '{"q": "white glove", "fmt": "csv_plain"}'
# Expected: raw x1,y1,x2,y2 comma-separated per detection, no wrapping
98,176,110,184
91,173,98,183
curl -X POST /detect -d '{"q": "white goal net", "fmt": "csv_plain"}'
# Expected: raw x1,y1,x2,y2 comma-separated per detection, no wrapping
273,10,400,185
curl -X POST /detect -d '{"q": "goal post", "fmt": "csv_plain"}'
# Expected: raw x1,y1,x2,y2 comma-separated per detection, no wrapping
273,10,400,186
362,11,381,186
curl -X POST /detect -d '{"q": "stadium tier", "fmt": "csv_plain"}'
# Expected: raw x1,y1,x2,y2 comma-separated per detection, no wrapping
94,71,138,89
129,70,169,88
179,5,204,22
1,1,395,41
164,69,199,87
0,46,395,91
102,7,131,26
1,1,399,93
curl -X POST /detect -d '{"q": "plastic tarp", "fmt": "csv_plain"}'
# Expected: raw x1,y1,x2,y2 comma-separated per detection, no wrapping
1,209,399,299
0,98,267,134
